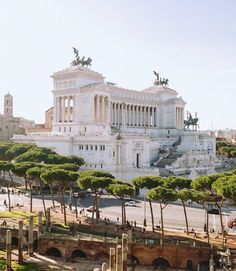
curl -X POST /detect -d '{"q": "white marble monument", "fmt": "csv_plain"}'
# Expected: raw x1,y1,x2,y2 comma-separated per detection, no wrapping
13,54,217,184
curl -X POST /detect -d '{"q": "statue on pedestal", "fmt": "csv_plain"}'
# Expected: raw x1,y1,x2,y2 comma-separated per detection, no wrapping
153,71,169,86
71,47,92,67
184,111,199,130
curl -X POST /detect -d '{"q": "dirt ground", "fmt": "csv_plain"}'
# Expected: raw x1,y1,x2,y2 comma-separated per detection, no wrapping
2,204,236,270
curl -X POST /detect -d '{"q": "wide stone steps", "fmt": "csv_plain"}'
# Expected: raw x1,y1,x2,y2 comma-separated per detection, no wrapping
156,152,182,168
158,168,171,177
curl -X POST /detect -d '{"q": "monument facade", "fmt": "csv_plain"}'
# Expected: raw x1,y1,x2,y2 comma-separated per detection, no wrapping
13,51,217,183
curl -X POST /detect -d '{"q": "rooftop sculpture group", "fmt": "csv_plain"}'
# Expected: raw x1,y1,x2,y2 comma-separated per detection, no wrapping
153,71,169,86
71,47,92,67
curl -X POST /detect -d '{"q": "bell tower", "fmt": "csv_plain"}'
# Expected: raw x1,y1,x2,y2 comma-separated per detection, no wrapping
4,93,13,117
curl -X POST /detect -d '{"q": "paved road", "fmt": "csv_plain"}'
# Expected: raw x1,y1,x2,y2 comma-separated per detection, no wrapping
0,191,235,233
78,195,236,232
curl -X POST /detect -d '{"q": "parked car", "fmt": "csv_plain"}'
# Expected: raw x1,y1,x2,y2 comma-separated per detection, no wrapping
125,201,136,207
207,208,219,215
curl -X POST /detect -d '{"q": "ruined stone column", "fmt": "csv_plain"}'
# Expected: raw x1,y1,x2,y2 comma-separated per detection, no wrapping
18,220,24,264
116,245,122,271
122,234,128,271
28,216,34,256
127,229,132,254
46,207,51,231
6,230,11,271
38,211,43,238
109,247,116,271
38,211,43,253
101,262,108,271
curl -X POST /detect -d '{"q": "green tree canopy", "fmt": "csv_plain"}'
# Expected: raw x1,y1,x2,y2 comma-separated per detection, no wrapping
79,170,114,179
165,176,192,190
0,142,15,161
132,176,163,189
5,143,34,161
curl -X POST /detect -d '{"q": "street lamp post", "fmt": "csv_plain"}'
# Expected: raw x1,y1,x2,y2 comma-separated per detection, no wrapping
73,192,79,218
143,188,147,227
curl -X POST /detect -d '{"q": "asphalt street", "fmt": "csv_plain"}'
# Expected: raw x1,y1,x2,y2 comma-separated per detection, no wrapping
0,191,235,233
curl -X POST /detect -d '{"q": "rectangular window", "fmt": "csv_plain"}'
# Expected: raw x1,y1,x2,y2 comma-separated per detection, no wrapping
91,145,93,150
103,146,105,151
64,127,66,132
95,145,98,150
69,127,71,132
100,145,103,151
86,145,88,150
113,151,115,157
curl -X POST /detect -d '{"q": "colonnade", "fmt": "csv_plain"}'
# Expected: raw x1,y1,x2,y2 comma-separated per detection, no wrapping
110,102,158,127
176,107,184,128
56,96,75,122
94,95,110,123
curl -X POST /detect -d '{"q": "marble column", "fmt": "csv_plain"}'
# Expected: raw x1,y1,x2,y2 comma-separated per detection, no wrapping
96,96,99,123
127,104,131,126
150,107,153,126
132,105,135,126
147,107,150,127
156,106,158,127
176,108,178,128
116,103,119,125
178,108,180,128
107,99,110,124
109,102,113,125
103,97,106,123
61,96,65,122
141,106,143,126
67,96,70,122
153,107,155,127
72,95,75,122
122,104,126,126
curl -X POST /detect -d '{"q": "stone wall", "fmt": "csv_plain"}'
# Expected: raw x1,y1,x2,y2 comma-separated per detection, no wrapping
39,237,213,270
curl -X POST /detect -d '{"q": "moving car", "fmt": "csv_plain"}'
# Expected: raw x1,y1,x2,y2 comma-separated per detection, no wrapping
86,206,101,212
86,206,95,212
207,208,219,215
125,201,136,207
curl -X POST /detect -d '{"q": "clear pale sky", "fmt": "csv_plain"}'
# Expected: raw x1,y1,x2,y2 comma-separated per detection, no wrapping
0,0,235,130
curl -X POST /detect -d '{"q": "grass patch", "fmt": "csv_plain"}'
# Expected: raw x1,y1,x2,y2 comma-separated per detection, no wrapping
0,210,46,226
13,262,39,271
53,223,69,229
0,259,39,271
0,250,39,270
0,211,37,220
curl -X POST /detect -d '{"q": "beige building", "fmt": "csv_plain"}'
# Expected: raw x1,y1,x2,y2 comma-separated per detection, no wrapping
45,107,53,129
0,93,35,140
26,107,53,133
